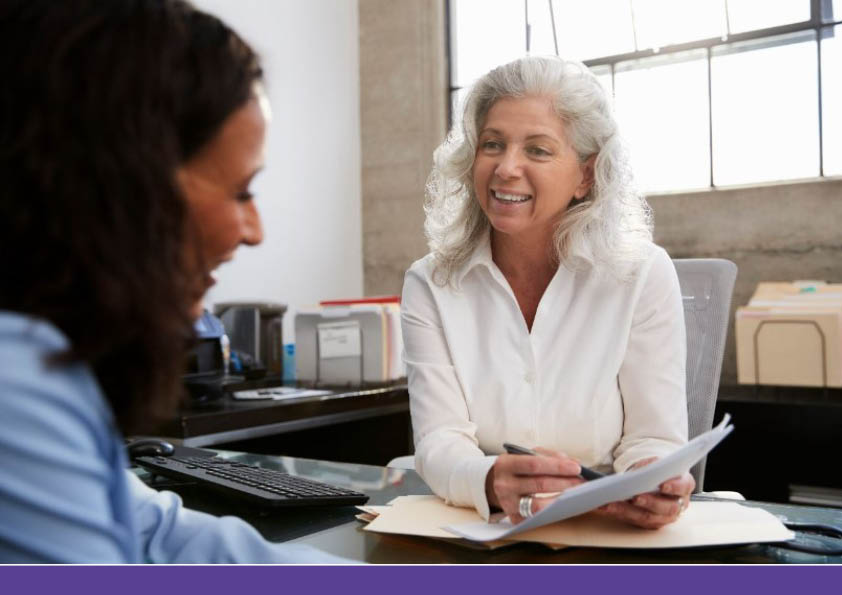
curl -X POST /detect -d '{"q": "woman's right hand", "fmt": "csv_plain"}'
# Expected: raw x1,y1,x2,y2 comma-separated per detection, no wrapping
486,447,584,523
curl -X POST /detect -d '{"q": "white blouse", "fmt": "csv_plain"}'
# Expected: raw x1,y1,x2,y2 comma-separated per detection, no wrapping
401,233,688,519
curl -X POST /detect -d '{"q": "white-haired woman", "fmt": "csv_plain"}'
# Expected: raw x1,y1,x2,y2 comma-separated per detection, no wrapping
401,56,695,529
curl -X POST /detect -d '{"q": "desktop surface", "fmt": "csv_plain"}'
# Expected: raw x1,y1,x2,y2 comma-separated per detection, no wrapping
136,450,842,564
158,382,409,447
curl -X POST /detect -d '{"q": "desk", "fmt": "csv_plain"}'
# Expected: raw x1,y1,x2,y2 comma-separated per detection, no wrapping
141,450,842,564
156,384,410,465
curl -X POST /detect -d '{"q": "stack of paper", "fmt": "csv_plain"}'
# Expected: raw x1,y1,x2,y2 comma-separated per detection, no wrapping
294,297,406,384
358,495,793,550
736,280,842,387
358,416,791,549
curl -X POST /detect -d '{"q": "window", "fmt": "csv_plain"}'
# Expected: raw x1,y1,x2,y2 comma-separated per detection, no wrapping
449,0,841,192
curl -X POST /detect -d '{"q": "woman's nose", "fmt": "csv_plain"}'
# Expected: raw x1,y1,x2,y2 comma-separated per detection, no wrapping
241,202,263,246
494,148,522,179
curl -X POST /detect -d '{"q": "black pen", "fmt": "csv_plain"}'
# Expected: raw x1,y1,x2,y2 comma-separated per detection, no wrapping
502,442,606,481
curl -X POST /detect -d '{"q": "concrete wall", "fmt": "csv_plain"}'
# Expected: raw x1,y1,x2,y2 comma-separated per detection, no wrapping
359,0,448,296
650,177,842,385
196,0,363,341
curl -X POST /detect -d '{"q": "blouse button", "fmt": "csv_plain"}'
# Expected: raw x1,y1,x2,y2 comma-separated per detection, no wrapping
524,371,534,384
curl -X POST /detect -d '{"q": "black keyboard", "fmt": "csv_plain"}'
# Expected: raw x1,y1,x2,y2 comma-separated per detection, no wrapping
135,455,369,508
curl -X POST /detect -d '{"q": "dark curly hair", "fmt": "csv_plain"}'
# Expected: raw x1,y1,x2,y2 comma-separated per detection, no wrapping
0,0,262,433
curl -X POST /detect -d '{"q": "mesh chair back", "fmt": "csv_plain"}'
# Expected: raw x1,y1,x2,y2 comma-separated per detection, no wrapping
673,259,737,491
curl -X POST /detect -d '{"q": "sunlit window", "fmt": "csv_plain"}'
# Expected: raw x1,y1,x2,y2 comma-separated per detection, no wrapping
711,32,819,186
614,50,710,192
449,0,839,193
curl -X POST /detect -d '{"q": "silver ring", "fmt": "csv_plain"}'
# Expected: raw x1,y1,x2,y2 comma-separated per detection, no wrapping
680,497,689,512
518,495,533,518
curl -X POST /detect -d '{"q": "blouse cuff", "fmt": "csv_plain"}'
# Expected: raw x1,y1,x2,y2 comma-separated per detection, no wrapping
466,455,498,521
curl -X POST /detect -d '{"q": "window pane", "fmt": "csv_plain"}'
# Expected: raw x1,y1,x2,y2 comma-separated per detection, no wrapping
823,0,842,23
590,64,614,98
632,0,727,51
711,32,819,186
822,26,842,175
726,0,810,34
614,50,710,192
551,0,636,61
450,0,526,87
527,0,558,56
450,87,471,128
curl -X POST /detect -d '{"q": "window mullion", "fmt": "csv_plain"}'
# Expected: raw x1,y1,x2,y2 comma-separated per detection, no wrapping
707,46,714,188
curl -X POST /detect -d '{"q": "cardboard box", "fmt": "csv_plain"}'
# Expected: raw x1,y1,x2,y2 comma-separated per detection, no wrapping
735,282,842,388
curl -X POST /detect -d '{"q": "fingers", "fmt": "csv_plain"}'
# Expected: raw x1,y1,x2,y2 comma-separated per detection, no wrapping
597,473,695,530
630,491,683,518
490,451,585,524
597,496,684,530
496,451,581,477
597,501,670,530
659,472,696,498
508,493,557,524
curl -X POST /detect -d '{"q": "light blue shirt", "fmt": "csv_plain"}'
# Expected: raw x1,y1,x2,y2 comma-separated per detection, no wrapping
0,312,347,563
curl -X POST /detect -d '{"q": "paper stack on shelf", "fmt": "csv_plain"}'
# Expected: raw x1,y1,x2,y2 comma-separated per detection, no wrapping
294,296,406,385
735,281,842,387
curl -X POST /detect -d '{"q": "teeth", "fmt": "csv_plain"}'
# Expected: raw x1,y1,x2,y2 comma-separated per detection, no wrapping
494,191,531,203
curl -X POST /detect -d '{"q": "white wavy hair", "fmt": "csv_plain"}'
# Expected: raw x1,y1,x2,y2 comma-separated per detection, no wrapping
425,55,652,286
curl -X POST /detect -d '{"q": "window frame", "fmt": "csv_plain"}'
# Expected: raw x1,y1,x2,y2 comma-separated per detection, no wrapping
447,0,842,190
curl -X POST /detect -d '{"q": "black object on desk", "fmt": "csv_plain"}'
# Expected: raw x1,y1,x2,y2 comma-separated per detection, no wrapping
135,453,369,508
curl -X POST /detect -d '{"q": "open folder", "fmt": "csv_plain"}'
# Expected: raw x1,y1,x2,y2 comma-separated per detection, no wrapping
358,496,793,550
358,416,794,549
447,415,735,542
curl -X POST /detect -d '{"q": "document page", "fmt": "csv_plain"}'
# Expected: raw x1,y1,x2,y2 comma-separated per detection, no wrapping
446,416,735,542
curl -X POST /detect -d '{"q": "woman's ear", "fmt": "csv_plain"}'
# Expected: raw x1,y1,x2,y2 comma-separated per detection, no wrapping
574,154,597,199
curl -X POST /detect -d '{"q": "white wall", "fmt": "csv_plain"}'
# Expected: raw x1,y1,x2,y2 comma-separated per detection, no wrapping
195,0,363,340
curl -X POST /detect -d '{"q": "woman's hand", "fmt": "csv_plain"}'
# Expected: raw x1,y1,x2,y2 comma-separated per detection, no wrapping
486,447,584,523
595,457,696,529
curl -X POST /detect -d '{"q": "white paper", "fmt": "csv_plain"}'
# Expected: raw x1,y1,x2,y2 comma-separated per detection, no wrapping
446,416,735,542
317,320,361,359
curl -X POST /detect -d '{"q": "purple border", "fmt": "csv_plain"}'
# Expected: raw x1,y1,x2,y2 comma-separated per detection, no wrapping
2,566,840,595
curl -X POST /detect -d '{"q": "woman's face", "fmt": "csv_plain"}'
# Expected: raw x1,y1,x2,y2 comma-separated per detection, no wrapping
177,95,268,318
472,95,594,246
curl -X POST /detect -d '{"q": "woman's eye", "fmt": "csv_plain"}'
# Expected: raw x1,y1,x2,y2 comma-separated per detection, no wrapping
236,190,254,202
527,146,551,157
481,140,502,151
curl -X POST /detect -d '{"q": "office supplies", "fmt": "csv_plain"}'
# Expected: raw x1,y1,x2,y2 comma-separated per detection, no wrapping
231,386,332,401
502,443,605,480
735,281,842,387
295,301,405,384
359,494,793,550
135,454,369,508
214,301,286,376
774,520,842,555
127,438,175,459
447,415,734,542
319,295,400,306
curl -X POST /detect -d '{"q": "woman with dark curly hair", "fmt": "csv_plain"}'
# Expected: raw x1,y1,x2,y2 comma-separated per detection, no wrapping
0,0,345,563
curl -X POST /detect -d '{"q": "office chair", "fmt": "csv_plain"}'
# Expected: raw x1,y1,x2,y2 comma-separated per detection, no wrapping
389,259,738,493
673,258,737,491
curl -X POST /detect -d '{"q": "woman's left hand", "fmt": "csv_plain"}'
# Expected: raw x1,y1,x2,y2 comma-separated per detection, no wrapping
594,457,695,529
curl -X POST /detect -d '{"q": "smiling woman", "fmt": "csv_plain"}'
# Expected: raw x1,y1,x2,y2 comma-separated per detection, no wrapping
178,93,268,318
0,0,344,564
404,55,694,531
